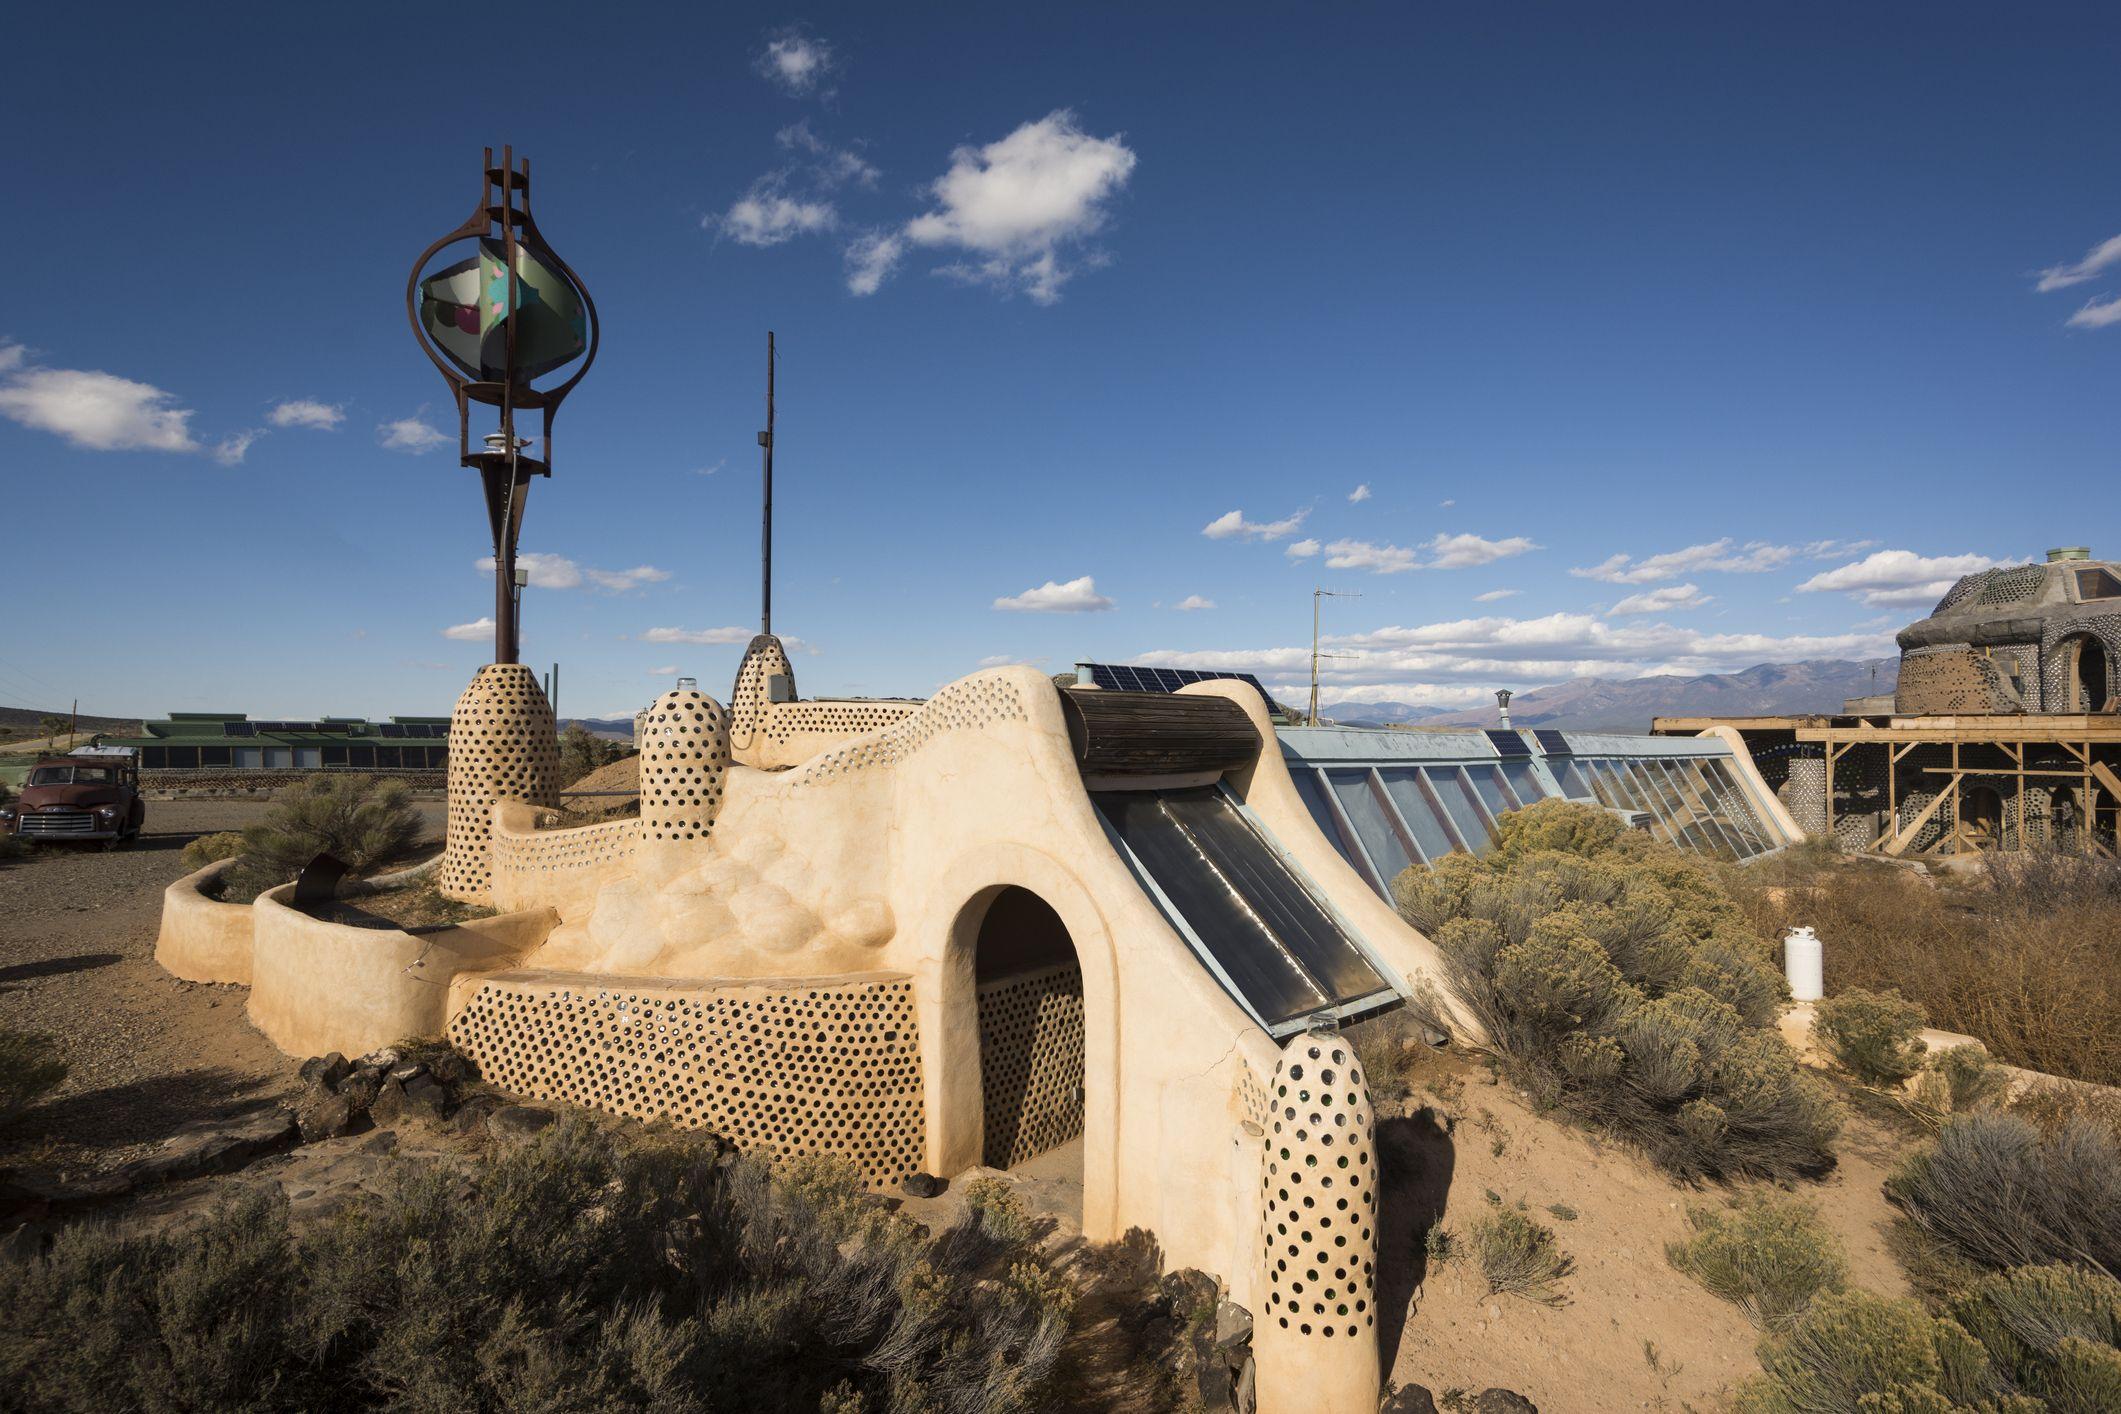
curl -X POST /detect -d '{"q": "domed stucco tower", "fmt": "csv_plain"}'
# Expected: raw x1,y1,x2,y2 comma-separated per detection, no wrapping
729,633,796,755
638,682,731,853
441,663,560,902
1895,548,2121,714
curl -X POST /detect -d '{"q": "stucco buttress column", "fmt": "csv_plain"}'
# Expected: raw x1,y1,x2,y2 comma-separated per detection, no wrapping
443,663,560,903
637,685,730,873
1252,1030,1382,1414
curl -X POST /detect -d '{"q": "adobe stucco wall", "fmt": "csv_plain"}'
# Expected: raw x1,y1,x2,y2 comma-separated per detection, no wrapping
154,857,256,985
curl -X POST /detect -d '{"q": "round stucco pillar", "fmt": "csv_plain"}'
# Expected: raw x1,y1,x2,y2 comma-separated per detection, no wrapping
1254,1029,1381,1414
442,663,560,903
728,633,795,750
638,685,729,860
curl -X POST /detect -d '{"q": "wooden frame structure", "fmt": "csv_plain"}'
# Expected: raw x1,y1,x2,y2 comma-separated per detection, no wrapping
1793,715,2121,857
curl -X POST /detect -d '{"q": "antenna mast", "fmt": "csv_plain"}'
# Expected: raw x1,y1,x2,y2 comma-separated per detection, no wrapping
1309,587,1361,725
758,332,776,635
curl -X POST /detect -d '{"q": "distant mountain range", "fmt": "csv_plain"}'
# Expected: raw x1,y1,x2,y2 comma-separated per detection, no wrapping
561,717,637,742
1324,658,1898,733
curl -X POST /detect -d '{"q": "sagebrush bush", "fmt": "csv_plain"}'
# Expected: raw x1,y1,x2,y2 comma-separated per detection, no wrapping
178,830,246,872
1886,1111,2121,1278
0,1028,67,1128
0,1120,1076,1412
1814,987,1928,1087
1471,1209,1573,1306
1666,1197,1847,1330
1735,1268,2121,1414
1907,1044,2010,1128
1396,801,1833,1181
219,776,426,902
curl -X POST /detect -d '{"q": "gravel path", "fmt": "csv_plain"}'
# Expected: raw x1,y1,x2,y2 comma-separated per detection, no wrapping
0,799,445,1172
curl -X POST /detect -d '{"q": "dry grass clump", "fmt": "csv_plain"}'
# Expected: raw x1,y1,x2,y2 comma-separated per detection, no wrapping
1734,1267,2121,1414
1814,987,1928,1088
0,1121,1077,1412
1666,1197,1848,1330
178,830,245,871
1906,1045,2010,1129
0,1028,67,1130
1396,800,1836,1182
1470,1209,1573,1306
1886,1111,2121,1278
1723,849,2121,1087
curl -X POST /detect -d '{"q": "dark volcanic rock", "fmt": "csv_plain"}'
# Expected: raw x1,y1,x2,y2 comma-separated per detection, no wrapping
901,1172,945,1198
296,1088,356,1143
116,1108,297,1186
1382,1386,1440,1414
1472,1392,1537,1414
487,1105,556,1141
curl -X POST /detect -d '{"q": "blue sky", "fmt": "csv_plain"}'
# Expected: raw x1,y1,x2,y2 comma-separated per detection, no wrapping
3,3,2117,721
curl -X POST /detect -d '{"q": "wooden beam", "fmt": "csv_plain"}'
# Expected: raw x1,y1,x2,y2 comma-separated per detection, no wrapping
1882,778,1958,857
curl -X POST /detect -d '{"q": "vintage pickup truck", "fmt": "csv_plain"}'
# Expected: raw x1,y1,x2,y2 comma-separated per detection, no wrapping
0,746,146,847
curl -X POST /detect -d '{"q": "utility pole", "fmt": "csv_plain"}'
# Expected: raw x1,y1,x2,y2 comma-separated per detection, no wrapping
69,698,77,750
758,331,775,636
1309,588,1361,725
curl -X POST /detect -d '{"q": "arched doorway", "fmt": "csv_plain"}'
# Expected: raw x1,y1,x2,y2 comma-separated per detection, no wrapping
1960,784,2004,850
2067,635,2110,712
972,887,1086,1173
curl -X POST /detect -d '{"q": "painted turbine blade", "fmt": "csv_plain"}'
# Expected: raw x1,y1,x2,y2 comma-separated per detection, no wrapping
417,256,486,380
418,243,587,384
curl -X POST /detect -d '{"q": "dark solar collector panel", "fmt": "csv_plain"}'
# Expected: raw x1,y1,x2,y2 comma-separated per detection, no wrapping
379,724,407,738
1533,729,1571,756
223,722,257,737
1081,662,1277,710
1485,729,1531,757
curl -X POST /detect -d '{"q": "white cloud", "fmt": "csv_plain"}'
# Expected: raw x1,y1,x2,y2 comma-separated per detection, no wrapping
1285,538,1321,560
2067,294,2121,330
1473,588,1520,603
1323,539,1421,573
1572,538,1799,584
267,398,344,430
718,176,836,247
0,365,199,452
992,575,1114,613
212,428,265,466
844,230,906,296
1608,583,1711,616
475,552,582,590
378,416,450,453
977,653,1046,668
1174,594,1216,611
648,665,680,676
0,341,24,373
904,110,1136,304
442,617,496,642
2035,233,2121,292
1796,549,2003,608
585,565,671,592
641,625,755,645
1423,531,1540,570
1439,499,1456,508
1347,483,1372,503
756,29,836,96
1203,507,1308,542
777,121,878,188
696,459,724,476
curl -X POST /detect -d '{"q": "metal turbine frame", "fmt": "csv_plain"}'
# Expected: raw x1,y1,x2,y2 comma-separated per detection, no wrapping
405,145,600,665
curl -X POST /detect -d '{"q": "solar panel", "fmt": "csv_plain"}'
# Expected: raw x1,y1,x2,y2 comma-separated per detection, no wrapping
223,722,257,738
1533,729,1571,757
378,724,407,738
1485,729,1531,757
1080,662,1278,711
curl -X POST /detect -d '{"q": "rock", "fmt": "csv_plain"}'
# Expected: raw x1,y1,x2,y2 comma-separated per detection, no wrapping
388,1063,428,1085
452,1092,506,1137
296,1089,356,1143
1160,1267,1221,1319
358,1130,399,1155
487,1105,556,1141
428,1051,471,1086
1421,1026,1450,1049
1381,1386,1439,1414
360,1048,400,1070
1192,1329,1233,1410
1232,1352,1256,1414
339,1068,382,1115
1472,1392,1538,1414
900,1172,945,1199
117,1108,298,1186
368,1078,407,1126
297,1052,350,1088
1214,1299,1253,1350
401,1075,448,1120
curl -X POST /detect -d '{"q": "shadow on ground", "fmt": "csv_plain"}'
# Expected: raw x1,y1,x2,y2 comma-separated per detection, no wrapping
10,1067,288,1158
1375,1108,1456,1368
0,954,124,988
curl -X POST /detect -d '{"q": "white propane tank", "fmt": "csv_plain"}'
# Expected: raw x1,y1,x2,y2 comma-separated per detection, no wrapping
1783,926,1823,1002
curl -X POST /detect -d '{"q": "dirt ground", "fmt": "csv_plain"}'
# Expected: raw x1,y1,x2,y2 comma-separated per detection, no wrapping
0,798,444,1173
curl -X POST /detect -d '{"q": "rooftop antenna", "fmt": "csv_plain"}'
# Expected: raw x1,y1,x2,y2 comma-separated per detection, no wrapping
1309,587,1361,725
1495,688,1514,729
758,331,775,636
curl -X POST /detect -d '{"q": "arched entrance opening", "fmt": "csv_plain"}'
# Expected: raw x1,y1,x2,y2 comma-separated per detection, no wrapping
972,886,1087,1178
2067,635,2110,712
1961,784,2004,850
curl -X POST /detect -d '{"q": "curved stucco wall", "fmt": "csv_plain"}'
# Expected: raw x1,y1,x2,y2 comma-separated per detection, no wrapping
246,885,556,1057
154,857,255,985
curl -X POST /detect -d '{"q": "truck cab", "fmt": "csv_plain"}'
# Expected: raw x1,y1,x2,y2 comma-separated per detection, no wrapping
0,746,146,846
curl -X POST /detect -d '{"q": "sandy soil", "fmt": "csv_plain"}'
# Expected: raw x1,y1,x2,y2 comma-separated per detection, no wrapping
0,798,444,1173
1368,1046,1915,1413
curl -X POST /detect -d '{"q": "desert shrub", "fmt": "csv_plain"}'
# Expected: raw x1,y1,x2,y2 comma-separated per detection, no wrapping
1666,1197,1847,1330
1886,1112,2121,1278
1721,850,2121,1087
1947,1264,2121,1413
1397,802,1832,1181
0,1120,1075,1413
219,776,425,903
1907,1045,2010,1128
178,830,246,871
557,723,631,788
0,1028,67,1128
1733,1287,2011,1413
1815,987,1928,1087
1471,1209,1573,1306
